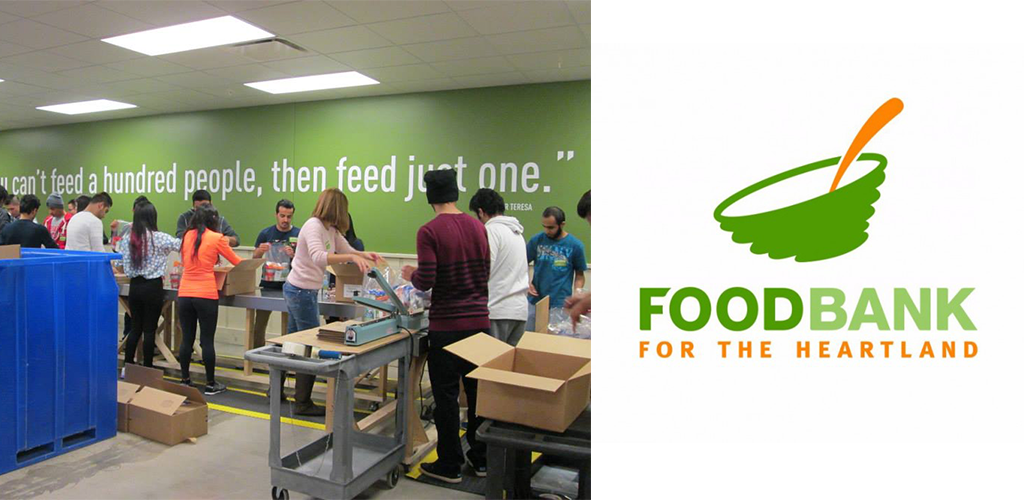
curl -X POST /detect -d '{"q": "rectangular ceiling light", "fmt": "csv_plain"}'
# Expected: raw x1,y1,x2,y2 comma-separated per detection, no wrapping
102,16,273,56
37,99,137,115
244,71,379,94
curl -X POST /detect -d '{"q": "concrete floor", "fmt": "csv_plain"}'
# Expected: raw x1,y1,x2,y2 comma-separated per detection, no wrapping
0,410,480,500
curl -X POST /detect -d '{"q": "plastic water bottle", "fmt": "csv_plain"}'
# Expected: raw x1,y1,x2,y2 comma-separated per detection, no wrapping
321,270,330,301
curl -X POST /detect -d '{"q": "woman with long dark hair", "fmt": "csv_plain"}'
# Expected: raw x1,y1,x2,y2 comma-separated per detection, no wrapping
116,202,180,367
177,204,241,395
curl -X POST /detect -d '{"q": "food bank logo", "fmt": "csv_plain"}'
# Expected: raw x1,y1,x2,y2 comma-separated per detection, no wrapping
713,98,903,262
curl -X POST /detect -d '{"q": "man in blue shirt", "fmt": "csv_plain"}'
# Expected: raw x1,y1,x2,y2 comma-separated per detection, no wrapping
526,206,588,331
253,199,301,290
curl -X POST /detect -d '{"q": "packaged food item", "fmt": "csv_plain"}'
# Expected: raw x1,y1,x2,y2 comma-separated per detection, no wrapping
169,261,182,290
548,308,591,339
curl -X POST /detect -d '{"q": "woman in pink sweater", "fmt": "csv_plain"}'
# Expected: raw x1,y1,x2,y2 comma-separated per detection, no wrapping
284,188,383,415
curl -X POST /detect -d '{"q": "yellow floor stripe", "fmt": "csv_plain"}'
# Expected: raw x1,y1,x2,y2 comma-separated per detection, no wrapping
207,403,327,431
406,431,542,479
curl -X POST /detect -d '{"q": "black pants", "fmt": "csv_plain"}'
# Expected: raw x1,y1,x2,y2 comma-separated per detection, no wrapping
124,277,164,367
428,329,488,471
177,296,219,383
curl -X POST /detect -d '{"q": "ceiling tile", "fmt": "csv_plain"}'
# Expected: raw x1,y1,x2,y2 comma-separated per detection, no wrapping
0,1,87,17
262,55,352,75
57,65,141,84
288,25,393,53
579,23,589,41
566,0,589,24
0,40,32,59
106,57,193,77
506,48,588,71
485,26,586,55
326,46,420,69
14,71,79,91
452,71,528,88
31,3,154,38
76,82,145,99
360,63,444,82
204,63,291,83
144,88,226,104
105,78,183,94
367,13,477,45
193,83,268,99
0,51,92,72
205,1,296,13
401,36,499,62
48,40,144,65
158,47,259,70
456,1,573,35
94,1,229,26
523,65,589,83
235,1,356,35
155,71,236,88
389,77,459,93
0,19,89,49
326,0,450,24
0,9,16,24
430,56,515,77
444,1,523,11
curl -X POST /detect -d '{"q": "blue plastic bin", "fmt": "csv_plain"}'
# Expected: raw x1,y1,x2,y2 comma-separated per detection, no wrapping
0,248,121,475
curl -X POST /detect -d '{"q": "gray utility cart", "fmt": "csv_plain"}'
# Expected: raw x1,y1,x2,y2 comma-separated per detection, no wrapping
245,333,411,500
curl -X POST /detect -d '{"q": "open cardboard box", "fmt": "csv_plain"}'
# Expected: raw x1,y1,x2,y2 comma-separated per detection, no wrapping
0,244,20,260
214,258,265,296
121,364,208,445
329,263,366,303
445,332,591,433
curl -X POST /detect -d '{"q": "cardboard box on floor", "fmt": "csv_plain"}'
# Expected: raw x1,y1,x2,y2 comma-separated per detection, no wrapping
0,244,20,260
214,258,265,296
120,364,208,445
445,332,591,433
329,263,366,303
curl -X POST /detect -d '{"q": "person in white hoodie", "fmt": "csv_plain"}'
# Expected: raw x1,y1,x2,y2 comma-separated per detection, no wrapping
469,188,529,345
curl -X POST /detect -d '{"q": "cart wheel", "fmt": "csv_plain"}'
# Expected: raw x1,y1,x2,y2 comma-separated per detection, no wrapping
271,486,289,500
385,467,401,489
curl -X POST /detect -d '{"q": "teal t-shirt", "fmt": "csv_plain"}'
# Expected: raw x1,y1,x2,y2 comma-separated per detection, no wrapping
526,232,588,307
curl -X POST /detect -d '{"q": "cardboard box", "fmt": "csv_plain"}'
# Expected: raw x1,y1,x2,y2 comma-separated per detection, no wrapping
329,263,366,303
0,244,20,260
117,381,141,432
213,258,265,296
122,365,208,445
444,332,591,433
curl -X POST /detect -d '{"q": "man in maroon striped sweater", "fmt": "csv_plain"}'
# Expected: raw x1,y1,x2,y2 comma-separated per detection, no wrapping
402,169,491,483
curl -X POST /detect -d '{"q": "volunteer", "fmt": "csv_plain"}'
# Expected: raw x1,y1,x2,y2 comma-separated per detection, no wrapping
0,195,59,248
253,199,300,290
43,194,71,249
469,188,529,345
565,190,592,324
526,206,588,331
176,190,240,247
402,169,490,482
66,192,113,252
177,204,241,395
5,195,20,219
116,202,180,367
283,188,382,416
0,184,12,232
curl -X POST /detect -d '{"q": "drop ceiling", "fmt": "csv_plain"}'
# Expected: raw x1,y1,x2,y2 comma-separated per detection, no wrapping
0,0,590,131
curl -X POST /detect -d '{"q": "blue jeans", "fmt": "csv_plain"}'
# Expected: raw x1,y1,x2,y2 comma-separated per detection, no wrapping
282,282,320,404
283,282,320,333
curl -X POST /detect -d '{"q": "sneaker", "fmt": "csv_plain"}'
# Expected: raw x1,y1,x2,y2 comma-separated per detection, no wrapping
465,455,487,478
180,378,193,387
420,461,462,484
204,381,227,395
293,401,326,416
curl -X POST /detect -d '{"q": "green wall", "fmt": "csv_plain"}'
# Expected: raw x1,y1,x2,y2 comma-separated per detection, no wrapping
0,81,590,256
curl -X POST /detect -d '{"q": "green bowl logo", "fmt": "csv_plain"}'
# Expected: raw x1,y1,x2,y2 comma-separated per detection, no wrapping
714,98,903,262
